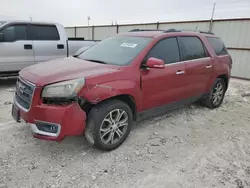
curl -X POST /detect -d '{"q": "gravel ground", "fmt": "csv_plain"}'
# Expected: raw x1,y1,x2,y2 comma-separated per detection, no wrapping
0,78,250,188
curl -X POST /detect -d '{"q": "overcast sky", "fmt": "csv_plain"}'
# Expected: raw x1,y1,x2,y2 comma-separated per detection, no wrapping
1,0,250,26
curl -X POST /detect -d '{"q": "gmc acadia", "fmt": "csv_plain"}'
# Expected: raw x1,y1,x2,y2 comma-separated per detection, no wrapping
11,29,232,150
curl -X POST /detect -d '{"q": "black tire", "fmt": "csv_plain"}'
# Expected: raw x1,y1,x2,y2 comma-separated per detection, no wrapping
201,78,226,109
85,99,133,151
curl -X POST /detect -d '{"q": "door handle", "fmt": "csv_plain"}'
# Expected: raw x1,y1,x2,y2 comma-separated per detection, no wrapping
206,65,212,69
57,44,64,49
176,70,185,75
24,44,32,50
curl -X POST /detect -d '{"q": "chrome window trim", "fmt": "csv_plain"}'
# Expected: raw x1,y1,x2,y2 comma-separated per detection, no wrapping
165,57,211,66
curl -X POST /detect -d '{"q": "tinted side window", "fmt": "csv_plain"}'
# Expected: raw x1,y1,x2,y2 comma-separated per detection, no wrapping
147,37,180,64
180,36,206,61
1,25,27,42
207,37,228,56
30,25,59,40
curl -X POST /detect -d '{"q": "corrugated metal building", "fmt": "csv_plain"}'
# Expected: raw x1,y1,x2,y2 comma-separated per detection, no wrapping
65,18,250,79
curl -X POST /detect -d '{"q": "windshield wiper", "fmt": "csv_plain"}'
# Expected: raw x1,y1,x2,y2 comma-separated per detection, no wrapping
84,59,108,64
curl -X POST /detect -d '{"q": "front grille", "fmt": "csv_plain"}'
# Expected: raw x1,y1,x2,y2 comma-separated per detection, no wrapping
15,78,35,110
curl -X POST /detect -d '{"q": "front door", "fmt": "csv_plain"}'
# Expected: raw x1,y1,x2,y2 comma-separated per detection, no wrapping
141,37,187,111
29,24,67,63
0,23,34,72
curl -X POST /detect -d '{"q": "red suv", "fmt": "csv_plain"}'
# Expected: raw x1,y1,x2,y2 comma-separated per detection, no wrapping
12,29,232,150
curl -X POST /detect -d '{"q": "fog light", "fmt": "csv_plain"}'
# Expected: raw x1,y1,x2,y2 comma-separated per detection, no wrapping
36,122,59,134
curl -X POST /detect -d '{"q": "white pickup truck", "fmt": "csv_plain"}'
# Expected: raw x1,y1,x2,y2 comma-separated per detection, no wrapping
0,21,99,77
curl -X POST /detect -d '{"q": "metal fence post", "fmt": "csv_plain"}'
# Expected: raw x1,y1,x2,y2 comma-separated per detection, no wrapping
74,27,77,37
92,25,95,40
116,24,119,34
156,22,159,29
209,3,216,32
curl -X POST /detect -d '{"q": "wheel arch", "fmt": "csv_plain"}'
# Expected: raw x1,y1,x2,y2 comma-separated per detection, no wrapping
80,94,137,121
97,94,137,121
217,74,229,89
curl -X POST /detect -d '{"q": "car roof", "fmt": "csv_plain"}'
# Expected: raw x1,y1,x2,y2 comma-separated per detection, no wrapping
118,29,216,39
2,20,59,25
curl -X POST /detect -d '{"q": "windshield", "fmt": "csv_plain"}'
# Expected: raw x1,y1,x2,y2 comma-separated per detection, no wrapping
78,36,152,66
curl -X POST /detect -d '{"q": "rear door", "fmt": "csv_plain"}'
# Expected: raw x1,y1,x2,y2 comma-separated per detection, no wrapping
141,37,187,110
206,36,232,72
178,36,213,98
29,24,67,63
0,23,34,72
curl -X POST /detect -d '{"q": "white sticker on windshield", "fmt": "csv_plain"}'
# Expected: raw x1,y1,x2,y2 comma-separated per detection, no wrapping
121,43,138,48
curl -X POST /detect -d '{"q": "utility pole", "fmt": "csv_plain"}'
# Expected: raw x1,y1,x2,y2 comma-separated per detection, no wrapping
209,3,216,32
87,16,91,39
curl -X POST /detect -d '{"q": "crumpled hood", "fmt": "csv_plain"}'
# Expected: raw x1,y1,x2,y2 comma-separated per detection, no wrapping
19,57,120,86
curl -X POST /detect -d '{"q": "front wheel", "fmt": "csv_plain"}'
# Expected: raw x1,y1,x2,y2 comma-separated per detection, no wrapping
85,100,133,151
201,78,226,109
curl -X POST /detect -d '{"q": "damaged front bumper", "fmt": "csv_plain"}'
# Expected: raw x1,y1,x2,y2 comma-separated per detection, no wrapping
14,99,87,141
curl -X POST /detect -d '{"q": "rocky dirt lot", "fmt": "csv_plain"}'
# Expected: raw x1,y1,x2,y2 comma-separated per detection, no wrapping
0,78,250,188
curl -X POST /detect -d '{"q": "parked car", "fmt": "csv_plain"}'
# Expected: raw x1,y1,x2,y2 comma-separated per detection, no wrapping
0,20,99,77
11,29,232,150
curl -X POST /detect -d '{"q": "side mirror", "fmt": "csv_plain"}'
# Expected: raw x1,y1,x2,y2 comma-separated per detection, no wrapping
146,57,165,69
0,33,4,42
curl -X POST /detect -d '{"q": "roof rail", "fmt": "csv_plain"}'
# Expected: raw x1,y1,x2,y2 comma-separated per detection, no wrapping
129,29,165,32
129,28,215,35
164,28,215,35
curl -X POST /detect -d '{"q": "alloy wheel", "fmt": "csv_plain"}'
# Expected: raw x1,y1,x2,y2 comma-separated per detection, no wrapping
212,82,224,106
99,109,129,145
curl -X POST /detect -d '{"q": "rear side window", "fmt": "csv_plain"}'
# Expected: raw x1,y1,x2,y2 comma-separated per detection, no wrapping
179,36,206,61
30,25,60,40
146,37,180,64
207,37,228,56
1,25,27,42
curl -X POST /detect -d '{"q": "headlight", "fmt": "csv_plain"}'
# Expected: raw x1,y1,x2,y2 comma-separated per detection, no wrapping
41,78,85,98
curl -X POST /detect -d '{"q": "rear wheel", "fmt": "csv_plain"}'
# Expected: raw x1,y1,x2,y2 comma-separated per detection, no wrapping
201,78,226,109
85,100,133,151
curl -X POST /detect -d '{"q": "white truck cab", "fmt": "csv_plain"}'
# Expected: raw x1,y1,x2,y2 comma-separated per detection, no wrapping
0,21,99,76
